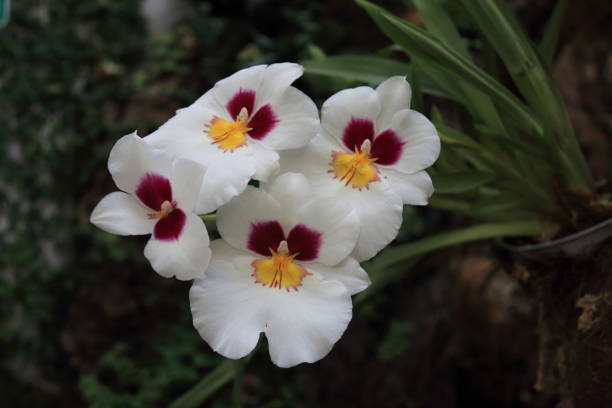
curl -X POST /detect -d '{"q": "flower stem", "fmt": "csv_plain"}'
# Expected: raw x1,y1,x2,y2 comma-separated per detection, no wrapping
200,214,217,222
232,357,246,408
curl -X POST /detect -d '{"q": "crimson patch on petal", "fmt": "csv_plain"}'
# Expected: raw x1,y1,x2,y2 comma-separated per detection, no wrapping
136,172,173,211
153,209,186,241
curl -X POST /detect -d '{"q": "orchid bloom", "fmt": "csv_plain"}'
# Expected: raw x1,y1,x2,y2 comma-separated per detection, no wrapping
279,76,440,261
90,133,211,280
189,173,370,368
144,63,319,214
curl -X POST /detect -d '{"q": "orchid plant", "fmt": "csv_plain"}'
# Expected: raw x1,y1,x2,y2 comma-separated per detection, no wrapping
88,0,607,405
90,60,441,404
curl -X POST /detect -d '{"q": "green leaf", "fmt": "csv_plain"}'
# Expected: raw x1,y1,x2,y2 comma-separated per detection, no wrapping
356,220,541,304
458,0,592,190
377,321,415,361
432,170,495,194
471,193,534,221
367,220,541,272
355,0,542,135
413,0,469,58
301,55,410,85
539,0,567,66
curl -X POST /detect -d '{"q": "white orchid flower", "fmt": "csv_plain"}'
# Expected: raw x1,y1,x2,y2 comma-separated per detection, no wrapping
90,133,211,280
189,173,370,368
144,63,319,214
279,76,441,261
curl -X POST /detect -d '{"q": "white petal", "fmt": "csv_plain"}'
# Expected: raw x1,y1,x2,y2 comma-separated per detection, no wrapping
255,62,304,107
193,142,257,214
249,141,280,182
348,183,404,261
277,138,340,197
263,172,312,212
144,102,215,157
307,257,370,296
144,213,211,280
216,186,282,253
190,240,267,359
375,76,412,129
385,109,440,174
202,64,267,112
90,191,155,235
296,197,360,266
109,132,173,195
171,158,206,213
381,168,434,205
190,240,353,368
254,87,319,151
320,86,381,148
266,274,352,368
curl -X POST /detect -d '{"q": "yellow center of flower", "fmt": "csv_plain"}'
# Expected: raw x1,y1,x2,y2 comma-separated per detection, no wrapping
251,241,310,291
329,139,380,189
147,200,174,219
205,107,251,152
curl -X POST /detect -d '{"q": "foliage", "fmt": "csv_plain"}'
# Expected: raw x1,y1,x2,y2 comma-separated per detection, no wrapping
302,0,598,236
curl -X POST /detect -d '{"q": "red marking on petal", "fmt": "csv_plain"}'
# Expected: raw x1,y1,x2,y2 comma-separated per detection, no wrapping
247,220,286,257
342,117,375,151
371,129,405,165
226,88,256,120
153,208,186,241
287,223,322,262
136,172,173,211
248,104,279,140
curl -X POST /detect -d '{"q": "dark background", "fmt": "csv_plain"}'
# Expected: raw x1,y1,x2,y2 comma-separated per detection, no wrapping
1,0,610,406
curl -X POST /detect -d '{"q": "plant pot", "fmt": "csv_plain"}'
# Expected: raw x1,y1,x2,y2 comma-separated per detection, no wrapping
499,217,612,407
498,217,612,258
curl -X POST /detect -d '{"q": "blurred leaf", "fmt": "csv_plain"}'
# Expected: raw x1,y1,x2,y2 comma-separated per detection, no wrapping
306,43,326,59
409,63,423,112
377,321,415,361
413,0,468,57
302,55,410,85
459,0,592,190
471,193,534,221
395,206,426,242
413,0,506,133
428,194,473,215
432,171,495,194
355,0,542,134
539,0,567,66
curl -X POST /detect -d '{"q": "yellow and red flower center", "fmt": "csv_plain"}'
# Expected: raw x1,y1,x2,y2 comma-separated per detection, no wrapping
206,107,251,151
329,117,405,189
329,139,380,189
136,172,185,241
247,220,321,291
251,241,311,291
204,88,279,152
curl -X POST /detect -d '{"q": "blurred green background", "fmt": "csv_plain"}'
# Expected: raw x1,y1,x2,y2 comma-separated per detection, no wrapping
1,0,610,407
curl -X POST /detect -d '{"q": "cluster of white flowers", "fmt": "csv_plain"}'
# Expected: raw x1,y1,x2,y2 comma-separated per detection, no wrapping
90,63,440,368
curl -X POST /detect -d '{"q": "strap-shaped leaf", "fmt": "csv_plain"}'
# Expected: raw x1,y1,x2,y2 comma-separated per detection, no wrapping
301,54,448,98
459,0,592,190
412,0,506,133
302,54,411,85
432,170,495,194
539,0,567,66
355,0,541,135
